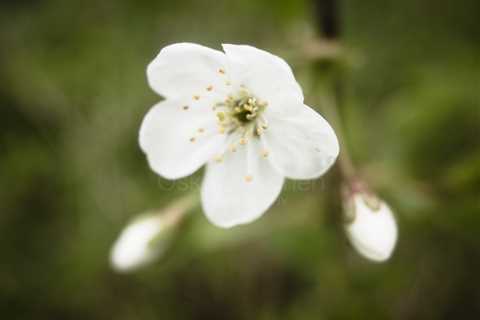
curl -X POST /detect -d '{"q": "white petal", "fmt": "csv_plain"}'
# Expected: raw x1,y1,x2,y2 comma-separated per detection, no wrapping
201,138,284,228
262,104,339,180
222,44,303,114
139,99,226,179
345,194,398,262
147,43,228,98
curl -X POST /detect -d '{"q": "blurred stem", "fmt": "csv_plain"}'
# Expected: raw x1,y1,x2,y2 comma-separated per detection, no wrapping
317,85,355,182
152,192,200,227
148,192,200,248
312,0,355,183
311,0,353,244
313,0,340,39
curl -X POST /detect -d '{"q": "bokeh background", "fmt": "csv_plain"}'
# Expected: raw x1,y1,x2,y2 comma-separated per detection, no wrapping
1,0,479,319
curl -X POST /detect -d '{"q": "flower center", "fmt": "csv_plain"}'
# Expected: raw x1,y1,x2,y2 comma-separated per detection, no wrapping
201,86,271,183
230,95,262,124
214,89,268,137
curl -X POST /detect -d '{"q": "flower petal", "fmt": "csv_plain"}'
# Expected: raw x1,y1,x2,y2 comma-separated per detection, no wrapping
147,43,228,99
201,138,284,228
222,44,303,114
262,104,339,180
139,98,226,179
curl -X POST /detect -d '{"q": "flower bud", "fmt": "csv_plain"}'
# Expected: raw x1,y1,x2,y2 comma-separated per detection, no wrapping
110,196,195,272
343,189,398,262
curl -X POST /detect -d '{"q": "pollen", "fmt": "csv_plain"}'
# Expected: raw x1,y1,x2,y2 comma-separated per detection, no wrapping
262,150,269,158
210,89,268,145
197,128,205,133
218,68,225,74
193,95,200,100
182,105,189,110
189,137,196,143
206,85,213,91
244,175,253,182
214,155,224,163
216,112,226,122
230,144,237,152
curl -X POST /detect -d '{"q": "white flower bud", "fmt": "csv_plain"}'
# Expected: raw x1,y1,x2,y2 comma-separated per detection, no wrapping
110,196,195,272
343,192,398,262
110,214,169,272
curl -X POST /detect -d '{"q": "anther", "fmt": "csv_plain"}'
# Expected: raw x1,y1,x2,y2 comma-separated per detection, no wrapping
262,150,269,158
214,155,223,163
244,175,253,182
189,137,196,143
216,112,225,122
193,95,200,100
198,128,205,133
218,68,225,74
206,85,213,91
182,105,189,110
230,144,237,152
239,138,247,145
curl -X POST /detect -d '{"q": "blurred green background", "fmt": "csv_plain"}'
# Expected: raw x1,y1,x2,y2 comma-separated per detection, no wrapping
1,0,479,319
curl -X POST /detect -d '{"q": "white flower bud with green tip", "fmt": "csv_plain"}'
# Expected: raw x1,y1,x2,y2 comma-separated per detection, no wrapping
343,186,398,262
140,43,339,228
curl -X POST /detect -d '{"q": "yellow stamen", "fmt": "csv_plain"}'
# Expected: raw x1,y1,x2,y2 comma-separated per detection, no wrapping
216,112,225,122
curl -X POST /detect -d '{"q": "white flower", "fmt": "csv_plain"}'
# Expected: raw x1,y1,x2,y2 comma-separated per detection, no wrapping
140,43,339,228
343,192,398,262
